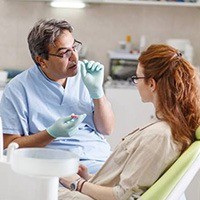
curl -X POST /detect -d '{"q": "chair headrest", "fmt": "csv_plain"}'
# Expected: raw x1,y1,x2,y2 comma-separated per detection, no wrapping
195,126,200,140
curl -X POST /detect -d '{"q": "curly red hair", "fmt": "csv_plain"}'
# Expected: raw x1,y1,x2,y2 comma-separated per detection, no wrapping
139,44,200,153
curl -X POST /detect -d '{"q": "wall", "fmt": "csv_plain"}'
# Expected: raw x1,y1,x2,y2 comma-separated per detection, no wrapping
0,0,200,77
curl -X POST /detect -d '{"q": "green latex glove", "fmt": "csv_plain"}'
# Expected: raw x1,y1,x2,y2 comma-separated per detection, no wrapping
46,114,86,138
79,60,104,99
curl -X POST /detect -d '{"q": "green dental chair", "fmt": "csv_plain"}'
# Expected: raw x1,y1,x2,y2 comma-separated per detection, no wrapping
139,126,200,200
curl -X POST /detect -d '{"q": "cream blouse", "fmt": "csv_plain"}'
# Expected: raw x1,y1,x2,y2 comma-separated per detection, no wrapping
59,119,181,200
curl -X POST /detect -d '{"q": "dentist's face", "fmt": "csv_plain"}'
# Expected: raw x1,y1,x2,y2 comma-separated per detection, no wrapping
40,30,79,82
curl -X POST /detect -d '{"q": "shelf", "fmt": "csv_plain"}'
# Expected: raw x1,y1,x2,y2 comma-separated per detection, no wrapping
108,51,139,60
85,0,200,8
104,80,134,89
6,0,200,8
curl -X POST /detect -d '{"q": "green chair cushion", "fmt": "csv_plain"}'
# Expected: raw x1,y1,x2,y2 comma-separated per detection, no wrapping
195,126,200,140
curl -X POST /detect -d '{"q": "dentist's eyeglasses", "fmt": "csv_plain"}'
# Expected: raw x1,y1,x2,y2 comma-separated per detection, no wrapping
48,39,82,59
131,75,147,84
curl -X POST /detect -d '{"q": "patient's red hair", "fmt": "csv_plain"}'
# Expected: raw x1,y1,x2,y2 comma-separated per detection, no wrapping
139,44,200,153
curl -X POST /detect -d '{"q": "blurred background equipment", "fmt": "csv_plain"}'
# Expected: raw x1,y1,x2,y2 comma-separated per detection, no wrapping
166,39,193,63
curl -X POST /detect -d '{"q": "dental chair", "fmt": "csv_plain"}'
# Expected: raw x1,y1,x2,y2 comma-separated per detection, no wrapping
139,126,200,200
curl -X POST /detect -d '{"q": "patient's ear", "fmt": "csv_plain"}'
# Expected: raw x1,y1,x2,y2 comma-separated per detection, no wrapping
149,78,157,92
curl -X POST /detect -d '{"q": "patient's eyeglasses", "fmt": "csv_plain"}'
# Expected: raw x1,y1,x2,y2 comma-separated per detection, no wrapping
48,39,82,59
131,75,147,84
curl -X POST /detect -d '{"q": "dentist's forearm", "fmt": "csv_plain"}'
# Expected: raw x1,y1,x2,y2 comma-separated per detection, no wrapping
3,130,54,149
93,95,115,135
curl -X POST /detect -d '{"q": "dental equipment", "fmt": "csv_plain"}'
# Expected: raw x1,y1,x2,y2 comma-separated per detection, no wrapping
0,117,79,200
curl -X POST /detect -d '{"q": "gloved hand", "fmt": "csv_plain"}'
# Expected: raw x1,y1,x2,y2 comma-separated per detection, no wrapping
46,114,86,138
79,60,104,99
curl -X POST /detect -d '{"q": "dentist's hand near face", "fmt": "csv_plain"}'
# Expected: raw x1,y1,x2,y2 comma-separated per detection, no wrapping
46,114,86,138
80,60,104,99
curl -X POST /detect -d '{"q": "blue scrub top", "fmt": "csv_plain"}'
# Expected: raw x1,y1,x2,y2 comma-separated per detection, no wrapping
0,65,111,161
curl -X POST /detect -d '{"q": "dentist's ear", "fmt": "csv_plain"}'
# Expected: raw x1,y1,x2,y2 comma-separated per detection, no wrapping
35,56,46,69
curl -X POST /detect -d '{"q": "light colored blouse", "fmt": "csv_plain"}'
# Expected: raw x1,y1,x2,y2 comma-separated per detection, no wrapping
59,119,181,200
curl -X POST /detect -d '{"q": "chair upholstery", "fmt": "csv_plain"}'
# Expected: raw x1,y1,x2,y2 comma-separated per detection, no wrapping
139,126,200,200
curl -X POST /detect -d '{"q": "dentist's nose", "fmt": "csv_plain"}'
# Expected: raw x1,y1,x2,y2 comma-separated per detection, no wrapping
69,50,77,62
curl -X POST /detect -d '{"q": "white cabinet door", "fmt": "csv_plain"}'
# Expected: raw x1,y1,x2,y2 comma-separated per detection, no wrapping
105,87,154,150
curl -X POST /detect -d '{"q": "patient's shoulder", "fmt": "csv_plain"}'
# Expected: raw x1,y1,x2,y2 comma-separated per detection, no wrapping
141,120,172,139
139,120,179,152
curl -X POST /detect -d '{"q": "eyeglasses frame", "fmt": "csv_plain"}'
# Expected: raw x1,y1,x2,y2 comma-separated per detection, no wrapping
131,75,147,84
48,39,82,58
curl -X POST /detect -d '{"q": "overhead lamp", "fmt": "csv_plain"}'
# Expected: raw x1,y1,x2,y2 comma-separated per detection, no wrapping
50,1,86,8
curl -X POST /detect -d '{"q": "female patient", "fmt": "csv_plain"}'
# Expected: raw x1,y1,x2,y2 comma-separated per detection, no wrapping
58,44,200,200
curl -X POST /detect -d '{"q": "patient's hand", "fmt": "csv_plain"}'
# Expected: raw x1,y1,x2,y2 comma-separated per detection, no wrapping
78,164,93,180
59,174,81,189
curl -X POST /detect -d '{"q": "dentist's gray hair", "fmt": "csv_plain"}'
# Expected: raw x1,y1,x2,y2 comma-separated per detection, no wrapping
27,19,73,65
